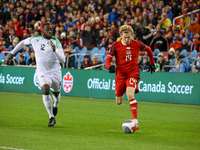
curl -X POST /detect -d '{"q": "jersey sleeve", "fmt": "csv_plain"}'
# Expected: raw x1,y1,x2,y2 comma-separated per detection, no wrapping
24,37,32,45
55,37,62,49
106,43,116,69
54,38,65,64
107,43,116,57
11,37,31,55
139,41,155,65
139,41,146,51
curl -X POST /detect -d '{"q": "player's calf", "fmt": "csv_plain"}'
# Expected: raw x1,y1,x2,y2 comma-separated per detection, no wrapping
129,98,138,124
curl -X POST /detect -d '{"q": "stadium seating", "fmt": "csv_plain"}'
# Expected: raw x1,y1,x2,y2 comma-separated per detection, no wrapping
0,53,5,61
5,53,10,60
79,47,87,62
23,52,30,65
74,47,79,53
14,53,21,64
153,49,160,62
103,56,107,64
89,47,98,59
170,58,176,65
98,47,106,63
181,50,188,57
153,49,160,56
188,50,198,64
74,55,78,69
181,59,190,72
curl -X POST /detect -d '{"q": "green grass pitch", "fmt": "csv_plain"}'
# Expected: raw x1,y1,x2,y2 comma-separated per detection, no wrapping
0,92,199,150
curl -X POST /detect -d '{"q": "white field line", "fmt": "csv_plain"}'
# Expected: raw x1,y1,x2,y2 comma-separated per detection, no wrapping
0,146,29,150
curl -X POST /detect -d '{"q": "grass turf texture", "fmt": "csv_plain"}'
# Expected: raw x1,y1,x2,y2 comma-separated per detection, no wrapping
0,92,199,150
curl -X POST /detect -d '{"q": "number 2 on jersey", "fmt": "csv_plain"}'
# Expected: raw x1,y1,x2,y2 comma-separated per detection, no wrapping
41,44,45,50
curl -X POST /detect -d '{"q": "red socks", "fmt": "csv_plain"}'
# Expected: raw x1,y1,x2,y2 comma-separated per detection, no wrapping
129,98,138,119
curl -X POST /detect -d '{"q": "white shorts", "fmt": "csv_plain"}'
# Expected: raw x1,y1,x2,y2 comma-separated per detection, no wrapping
36,70,62,92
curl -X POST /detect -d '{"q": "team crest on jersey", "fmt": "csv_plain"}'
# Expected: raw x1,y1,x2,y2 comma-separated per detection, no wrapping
47,41,50,45
126,50,131,55
41,75,44,78
33,73,41,90
63,71,73,93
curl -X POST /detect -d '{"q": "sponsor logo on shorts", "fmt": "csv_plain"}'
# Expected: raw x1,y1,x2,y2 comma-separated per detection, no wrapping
63,71,73,93
33,73,41,90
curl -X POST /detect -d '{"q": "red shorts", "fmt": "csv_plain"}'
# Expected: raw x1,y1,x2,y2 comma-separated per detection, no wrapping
115,77,139,97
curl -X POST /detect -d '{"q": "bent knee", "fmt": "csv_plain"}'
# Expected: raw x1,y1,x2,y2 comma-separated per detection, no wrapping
52,92,59,97
42,84,50,95
116,101,122,105
127,95,135,100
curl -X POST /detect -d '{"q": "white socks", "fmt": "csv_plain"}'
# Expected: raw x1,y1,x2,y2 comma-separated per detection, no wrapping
52,94,60,108
133,119,138,124
43,95,54,118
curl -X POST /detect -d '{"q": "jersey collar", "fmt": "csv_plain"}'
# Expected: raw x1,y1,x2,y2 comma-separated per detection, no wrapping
121,39,131,46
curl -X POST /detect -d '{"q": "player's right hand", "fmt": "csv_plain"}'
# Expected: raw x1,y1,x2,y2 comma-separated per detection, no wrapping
148,65,156,74
108,65,115,73
5,53,14,65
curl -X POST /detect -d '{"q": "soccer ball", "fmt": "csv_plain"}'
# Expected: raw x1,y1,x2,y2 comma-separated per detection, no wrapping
122,119,137,133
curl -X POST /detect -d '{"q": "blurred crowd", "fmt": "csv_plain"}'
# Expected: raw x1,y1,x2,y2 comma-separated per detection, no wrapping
0,0,200,73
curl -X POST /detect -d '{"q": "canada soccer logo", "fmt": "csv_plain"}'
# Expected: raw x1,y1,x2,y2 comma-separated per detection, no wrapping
63,71,73,93
33,72,41,90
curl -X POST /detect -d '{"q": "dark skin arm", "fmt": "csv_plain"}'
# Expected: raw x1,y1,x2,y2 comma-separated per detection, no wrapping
6,53,14,65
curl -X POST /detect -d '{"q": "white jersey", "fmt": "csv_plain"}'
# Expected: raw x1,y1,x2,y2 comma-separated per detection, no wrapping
11,36,65,73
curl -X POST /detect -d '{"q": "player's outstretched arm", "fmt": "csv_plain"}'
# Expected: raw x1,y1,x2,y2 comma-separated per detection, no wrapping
6,38,31,64
5,53,14,64
106,43,116,73
143,46,156,74
106,55,115,73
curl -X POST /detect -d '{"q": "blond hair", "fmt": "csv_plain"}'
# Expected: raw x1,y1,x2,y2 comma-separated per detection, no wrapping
119,25,134,35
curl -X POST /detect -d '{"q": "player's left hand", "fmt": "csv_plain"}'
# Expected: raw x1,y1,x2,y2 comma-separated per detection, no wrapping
50,40,55,52
108,65,115,73
148,65,156,74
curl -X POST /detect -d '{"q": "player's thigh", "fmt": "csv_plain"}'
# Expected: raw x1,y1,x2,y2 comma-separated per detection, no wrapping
50,71,62,92
126,77,139,100
126,87,135,100
115,78,126,104
36,71,52,88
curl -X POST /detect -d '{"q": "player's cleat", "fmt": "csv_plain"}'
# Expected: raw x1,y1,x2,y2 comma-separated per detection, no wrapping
53,107,58,116
48,117,56,127
136,124,140,130
130,124,139,131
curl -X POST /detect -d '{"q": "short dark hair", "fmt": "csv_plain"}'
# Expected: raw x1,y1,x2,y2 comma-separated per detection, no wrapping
42,22,52,29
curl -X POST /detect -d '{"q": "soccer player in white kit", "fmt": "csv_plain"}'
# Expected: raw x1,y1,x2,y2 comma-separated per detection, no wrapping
6,22,65,127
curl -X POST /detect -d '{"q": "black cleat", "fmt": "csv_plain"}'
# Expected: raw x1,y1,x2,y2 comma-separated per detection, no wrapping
53,107,58,116
48,117,56,127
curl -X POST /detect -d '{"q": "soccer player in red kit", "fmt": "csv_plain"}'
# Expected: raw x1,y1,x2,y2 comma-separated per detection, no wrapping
106,25,156,130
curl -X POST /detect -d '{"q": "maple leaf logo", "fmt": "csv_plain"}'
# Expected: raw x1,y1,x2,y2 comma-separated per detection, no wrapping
63,72,73,93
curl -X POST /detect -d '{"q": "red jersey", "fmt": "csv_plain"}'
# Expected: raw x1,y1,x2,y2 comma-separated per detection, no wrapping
106,39,154,79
